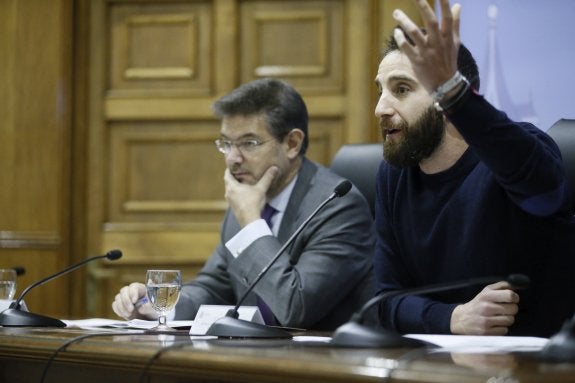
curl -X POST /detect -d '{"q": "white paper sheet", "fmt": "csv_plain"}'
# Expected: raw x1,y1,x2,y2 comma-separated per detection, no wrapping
63,318,193,330
406,334,548,353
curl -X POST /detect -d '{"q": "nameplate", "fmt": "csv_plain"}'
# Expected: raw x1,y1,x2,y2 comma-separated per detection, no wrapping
191,305,264,335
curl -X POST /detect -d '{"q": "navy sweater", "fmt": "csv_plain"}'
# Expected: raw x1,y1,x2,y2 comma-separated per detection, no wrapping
374,89,575,337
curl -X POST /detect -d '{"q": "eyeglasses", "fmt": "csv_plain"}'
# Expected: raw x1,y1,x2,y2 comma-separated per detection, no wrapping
214,138,271,155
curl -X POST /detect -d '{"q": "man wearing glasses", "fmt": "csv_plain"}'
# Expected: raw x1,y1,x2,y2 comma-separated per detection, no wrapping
112,78,375,330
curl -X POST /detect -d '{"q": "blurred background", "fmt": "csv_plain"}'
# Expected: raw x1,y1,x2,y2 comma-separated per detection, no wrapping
455,0,575,131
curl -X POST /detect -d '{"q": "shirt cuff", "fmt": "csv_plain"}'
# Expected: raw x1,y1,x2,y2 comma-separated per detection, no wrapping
225,219,272,258
166,309,176,321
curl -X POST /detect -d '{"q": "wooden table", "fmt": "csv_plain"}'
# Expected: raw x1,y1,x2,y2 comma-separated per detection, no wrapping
1,327,574,383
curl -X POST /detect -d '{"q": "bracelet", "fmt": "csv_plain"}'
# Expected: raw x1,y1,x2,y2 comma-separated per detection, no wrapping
431,71,466,102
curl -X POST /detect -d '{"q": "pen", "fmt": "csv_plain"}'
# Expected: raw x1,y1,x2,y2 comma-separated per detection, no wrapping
135,297,148,308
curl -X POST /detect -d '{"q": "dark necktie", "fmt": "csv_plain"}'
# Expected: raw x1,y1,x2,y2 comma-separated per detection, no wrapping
261,203,277,229
257,203,278,325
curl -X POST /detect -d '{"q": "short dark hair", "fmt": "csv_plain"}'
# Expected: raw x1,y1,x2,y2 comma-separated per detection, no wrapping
212,78,309,155
382,27,480,91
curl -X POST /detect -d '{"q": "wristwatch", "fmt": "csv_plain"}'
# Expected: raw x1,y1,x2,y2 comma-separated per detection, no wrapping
431,71,469,103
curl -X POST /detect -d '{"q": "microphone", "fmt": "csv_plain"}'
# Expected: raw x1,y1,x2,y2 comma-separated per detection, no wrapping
540,314,575,362
206,180,353,338
331,274,530,348
0,249,122,327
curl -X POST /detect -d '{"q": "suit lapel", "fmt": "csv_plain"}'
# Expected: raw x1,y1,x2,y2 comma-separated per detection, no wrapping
277,158,318,243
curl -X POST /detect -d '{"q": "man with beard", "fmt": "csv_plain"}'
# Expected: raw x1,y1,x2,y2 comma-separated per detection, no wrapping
374,0,575,337
112,78,374,330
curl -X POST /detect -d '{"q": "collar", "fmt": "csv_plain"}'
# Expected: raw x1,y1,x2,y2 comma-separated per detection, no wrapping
268,174,298,214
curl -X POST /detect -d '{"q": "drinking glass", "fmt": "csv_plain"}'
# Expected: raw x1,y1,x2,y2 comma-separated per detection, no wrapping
0,269,17,300
145,269,182,331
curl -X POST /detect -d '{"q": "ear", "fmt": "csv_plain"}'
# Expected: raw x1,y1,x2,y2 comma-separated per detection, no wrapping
284,129,304,159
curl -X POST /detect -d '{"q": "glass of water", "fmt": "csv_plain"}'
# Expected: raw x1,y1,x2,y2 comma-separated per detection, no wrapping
0,269,17,300
145,269,182,331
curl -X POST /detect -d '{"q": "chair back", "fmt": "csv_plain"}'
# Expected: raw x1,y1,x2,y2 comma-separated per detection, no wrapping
330,143,382,216
547,119,575,203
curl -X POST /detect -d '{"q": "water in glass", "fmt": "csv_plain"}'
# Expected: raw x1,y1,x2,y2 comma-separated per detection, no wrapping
145,269,182,331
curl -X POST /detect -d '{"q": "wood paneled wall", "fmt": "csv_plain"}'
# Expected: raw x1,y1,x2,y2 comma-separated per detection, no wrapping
0,0,73,318
0,0,423,320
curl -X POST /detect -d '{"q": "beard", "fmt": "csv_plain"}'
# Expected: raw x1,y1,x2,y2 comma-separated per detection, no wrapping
381,105,445,168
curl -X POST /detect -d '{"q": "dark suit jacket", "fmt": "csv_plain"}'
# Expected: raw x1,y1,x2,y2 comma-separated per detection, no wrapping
175,158,375,330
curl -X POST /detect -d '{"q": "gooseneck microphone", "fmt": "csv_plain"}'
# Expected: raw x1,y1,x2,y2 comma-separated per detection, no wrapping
207,180,353,338
331,274,530,348
0,249,123,327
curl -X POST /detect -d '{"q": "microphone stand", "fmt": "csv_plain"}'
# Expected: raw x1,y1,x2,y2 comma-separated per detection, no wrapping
207,181,352,338
0,250,122,327
331,274,530,348
0,305,66,327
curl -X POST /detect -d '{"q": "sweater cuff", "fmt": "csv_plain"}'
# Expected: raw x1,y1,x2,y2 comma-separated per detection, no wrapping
394,296,458,334
423,302,458,334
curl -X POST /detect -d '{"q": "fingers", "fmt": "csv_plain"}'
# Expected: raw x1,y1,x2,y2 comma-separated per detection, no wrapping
256,166,278,192
451,303,517,335
224,165,277,199
223,168,239,189
451,3,462,45
391,0,461,92
416,0,439,33
223,168,244,203
224,165,278,227
476,283,520,317
451,282,521,335
392,9,425,49
392,9,419,38
487,313,516,328
483,301,519,316
482,325,510,336
393,28,417,59
112,283,146,320
472,311,516,335
392,0,460,47
394,0,444,39
483,282,520,303
113,288,132,319
438,0,454,35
